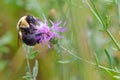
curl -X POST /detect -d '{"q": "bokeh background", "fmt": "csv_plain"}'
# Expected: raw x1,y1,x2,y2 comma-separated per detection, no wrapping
0,0,120,80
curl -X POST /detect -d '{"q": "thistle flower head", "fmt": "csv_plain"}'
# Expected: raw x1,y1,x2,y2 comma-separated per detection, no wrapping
32,17,66,47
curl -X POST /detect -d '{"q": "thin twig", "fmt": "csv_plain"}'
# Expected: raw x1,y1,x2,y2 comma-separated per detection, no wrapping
25,52,32,75
106,29,120,51
59,45,95,65
59,45,120,74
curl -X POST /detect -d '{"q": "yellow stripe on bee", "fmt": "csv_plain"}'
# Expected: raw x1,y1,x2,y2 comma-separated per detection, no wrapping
20,19,29,28
17,16,29,30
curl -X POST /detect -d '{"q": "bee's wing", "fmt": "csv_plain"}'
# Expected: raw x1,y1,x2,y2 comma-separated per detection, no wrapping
18,31,22,47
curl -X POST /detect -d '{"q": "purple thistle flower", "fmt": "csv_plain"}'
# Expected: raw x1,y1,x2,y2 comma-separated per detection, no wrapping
32,17,66,47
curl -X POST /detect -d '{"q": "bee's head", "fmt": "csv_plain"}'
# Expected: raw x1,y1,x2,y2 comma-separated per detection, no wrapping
17,15,36,29
17,15,36,33
26,15,36,25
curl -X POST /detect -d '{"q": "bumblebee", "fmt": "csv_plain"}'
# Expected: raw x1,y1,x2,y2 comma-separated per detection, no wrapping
17,15,37,46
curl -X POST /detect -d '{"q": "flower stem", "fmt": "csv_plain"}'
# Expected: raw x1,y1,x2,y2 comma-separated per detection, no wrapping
25,52,32,75
23,45,33,80
106,29,120,51
59,45,95,65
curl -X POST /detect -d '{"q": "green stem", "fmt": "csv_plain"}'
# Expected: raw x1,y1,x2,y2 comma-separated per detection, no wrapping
26,53,32,76
84,0,120,51
59,45,95,65
23,45,33,80
106,29,120,51
59,45,120,74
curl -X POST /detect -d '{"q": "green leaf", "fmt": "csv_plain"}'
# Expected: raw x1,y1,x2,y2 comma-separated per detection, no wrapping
105,16,111,29
58,60,71,64
28,50,39,60
104,48,112,67
112,47,118,51
94,52,99,66
98,65,120,74
22,72,32,80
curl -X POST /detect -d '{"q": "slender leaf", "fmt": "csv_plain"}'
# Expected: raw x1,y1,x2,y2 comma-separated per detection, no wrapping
104,48,112,67
94,52,99,66
22,72,32,80
28,50,39,60
58,60,71,64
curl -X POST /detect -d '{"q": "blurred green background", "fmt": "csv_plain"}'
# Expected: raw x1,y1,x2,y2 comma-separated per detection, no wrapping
0,0,120,80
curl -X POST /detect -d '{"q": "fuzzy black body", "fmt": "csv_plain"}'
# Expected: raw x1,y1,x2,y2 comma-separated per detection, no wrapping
18,15,37,46
22,31,36,46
